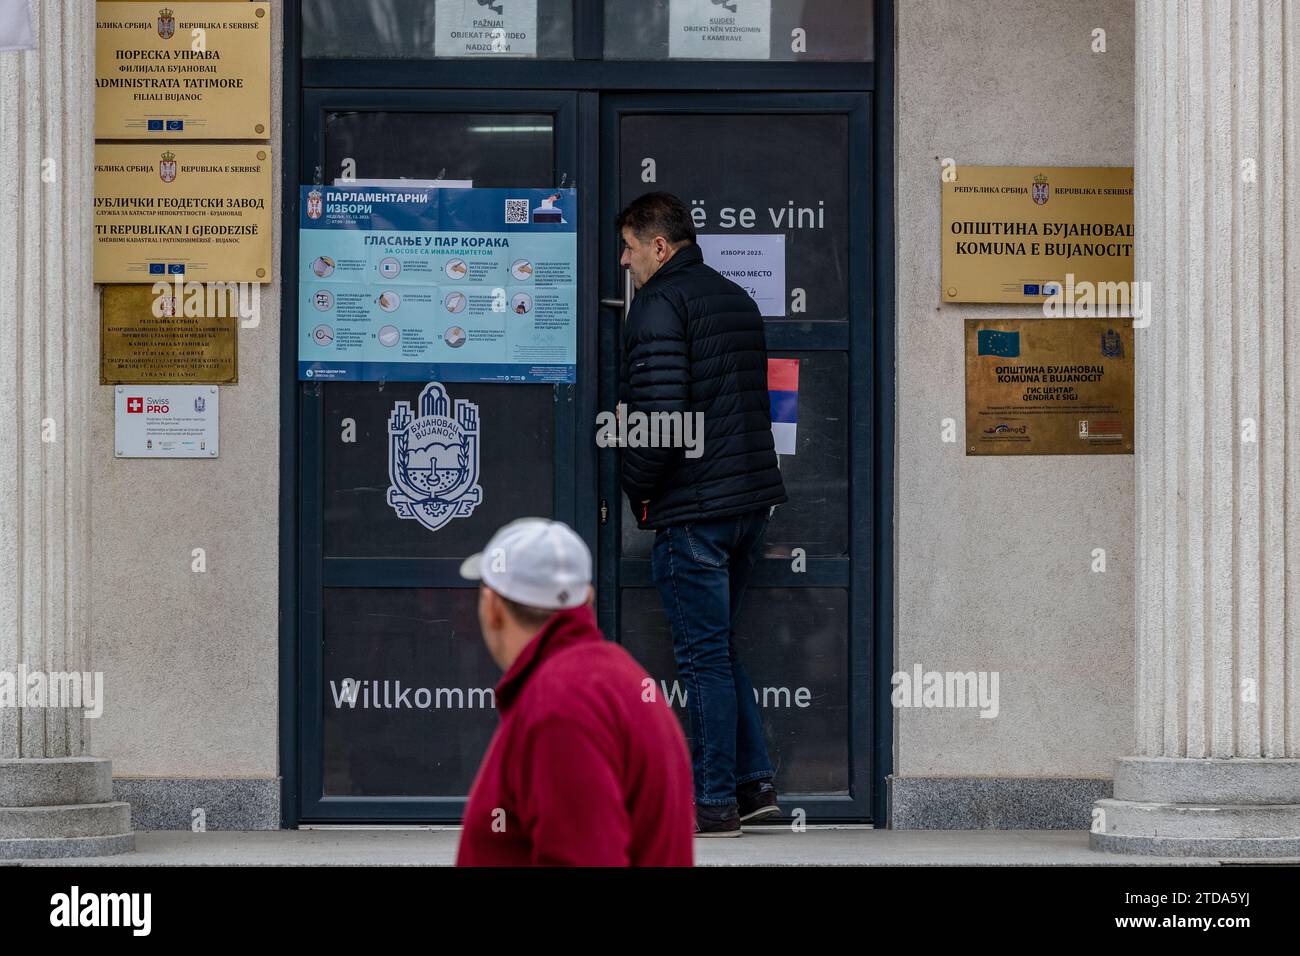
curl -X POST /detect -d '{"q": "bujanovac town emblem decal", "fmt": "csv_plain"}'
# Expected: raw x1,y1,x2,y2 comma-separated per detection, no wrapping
387,382,482,533
157,7,176,40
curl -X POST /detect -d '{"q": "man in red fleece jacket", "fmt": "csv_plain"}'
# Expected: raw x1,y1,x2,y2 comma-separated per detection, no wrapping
456,518,694,867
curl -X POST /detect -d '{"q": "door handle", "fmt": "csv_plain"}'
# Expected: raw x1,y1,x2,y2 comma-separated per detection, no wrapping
600,269,634,322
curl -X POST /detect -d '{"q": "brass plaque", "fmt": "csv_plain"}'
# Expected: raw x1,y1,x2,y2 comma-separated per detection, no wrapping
942,166,1133,303
965,319,1133,456
96,2,271,139
101,284,238,384
94,143,272,283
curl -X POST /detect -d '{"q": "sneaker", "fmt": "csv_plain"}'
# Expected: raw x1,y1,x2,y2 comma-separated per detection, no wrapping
737,779,781,823
694,803,742,838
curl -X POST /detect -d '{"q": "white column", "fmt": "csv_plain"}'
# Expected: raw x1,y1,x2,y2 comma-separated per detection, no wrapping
1092,0,1300,856
0,0,132,857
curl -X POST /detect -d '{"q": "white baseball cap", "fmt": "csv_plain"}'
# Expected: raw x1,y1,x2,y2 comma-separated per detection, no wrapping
459,518,592,610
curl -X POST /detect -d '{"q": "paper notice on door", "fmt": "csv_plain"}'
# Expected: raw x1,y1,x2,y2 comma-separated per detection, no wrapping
669,0,771,60
435,0,538,58
697,233,786,316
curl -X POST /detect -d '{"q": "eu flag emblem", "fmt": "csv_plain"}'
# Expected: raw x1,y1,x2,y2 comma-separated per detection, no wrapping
977,329,1020,357
147,120,164,131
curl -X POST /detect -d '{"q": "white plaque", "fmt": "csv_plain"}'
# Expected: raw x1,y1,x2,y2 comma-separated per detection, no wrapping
669,0,771,60
115,386,219,458
435,0,538,58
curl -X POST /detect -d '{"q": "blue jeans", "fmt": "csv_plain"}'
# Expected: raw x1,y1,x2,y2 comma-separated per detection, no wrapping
650,510,775,807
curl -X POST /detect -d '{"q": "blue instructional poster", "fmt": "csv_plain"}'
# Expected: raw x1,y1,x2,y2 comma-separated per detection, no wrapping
298,186,577,383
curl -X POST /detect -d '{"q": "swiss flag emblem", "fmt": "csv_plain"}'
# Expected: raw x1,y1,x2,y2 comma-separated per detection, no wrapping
127,397,144,414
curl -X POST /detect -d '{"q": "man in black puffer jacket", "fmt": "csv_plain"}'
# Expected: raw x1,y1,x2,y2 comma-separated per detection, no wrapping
615,192,787,837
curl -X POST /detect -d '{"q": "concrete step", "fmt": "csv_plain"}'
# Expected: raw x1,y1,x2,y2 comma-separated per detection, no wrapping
1094,798,1300,839
1090,830,1300,858
0,757,114,807
0,832,134,860
0,801,132,841
1113,756,1300,805
1091,797,1300,856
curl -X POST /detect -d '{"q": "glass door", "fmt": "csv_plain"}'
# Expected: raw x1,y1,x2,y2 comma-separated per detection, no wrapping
295,90,582,822
290,88,875,823
598,93,874,820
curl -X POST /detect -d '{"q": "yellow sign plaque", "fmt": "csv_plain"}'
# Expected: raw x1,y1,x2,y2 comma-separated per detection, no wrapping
95,2,271,139
942,166,1134,303
965,319,1133,456
94,143,272,283
101,284,239,384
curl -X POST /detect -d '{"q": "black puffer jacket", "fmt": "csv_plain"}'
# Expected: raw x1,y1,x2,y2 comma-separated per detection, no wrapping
619,242,787,529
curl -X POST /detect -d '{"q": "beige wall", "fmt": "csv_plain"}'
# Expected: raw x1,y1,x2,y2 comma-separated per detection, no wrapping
87,2,284,779
83,0,1137,787
893,0,1136,777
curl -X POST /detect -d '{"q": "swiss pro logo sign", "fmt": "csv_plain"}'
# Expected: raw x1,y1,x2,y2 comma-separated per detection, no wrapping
387,382,483,533
126,396,170,414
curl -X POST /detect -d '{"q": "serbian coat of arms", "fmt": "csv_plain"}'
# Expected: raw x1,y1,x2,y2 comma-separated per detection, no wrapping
159,151,177,184
387,382,482,533
157,8,176,40
1031,174,1050,206
306,189,323,220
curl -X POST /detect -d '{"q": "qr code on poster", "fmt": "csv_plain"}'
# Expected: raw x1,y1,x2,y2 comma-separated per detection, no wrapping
504,199,530,224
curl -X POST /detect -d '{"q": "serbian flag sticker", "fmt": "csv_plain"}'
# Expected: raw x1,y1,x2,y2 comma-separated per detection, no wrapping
768,358,799,456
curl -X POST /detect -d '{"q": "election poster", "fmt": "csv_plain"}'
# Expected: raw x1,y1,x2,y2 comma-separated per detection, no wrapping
298,186,577,384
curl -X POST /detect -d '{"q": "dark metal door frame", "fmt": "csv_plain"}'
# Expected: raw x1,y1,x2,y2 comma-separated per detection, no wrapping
279,0,896,828
294,89,582,822
598,92,874,820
